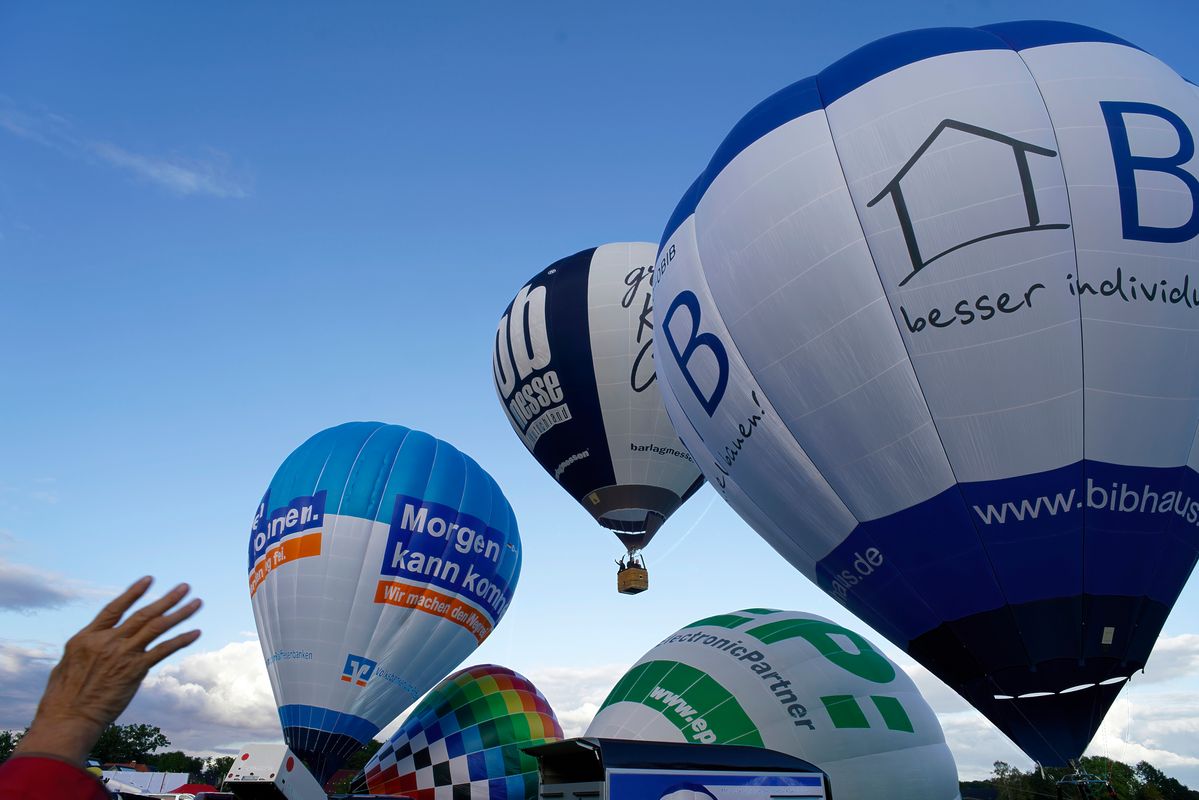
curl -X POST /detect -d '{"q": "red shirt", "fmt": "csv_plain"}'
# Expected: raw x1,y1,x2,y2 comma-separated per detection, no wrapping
0,755,109,800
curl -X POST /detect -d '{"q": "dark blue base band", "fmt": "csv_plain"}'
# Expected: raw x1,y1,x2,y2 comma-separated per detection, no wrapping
283,725,366,785
908,594,1169,765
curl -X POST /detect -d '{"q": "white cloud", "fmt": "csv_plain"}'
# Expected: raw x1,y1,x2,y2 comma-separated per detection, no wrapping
0,641,56,729
0,558,92,612
0,481,60,508
85,141,247,199
900,663,973,716
1088,692,1199,774
0,100,248,198
124,640,280,753
1140,634,1199,684
521,664,627,738
937,710,1029,780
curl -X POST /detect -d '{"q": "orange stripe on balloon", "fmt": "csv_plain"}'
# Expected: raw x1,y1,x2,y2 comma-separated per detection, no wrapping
248,531,323,596
373,580,494,643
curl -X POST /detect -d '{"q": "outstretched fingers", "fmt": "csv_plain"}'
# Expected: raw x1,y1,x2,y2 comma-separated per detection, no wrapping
114,583,191,639
144,629,202,667
85,576,153,632
128,597,203,649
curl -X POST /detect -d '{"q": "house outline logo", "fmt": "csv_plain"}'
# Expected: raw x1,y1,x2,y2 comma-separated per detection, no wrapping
341,652,378,687
867,119,1070,287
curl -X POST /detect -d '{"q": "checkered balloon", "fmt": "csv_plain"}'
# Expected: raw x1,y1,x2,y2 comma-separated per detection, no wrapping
356,664,563,800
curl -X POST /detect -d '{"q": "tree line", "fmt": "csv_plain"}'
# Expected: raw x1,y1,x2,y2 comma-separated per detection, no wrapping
960,757,1199,800
0,724,233,787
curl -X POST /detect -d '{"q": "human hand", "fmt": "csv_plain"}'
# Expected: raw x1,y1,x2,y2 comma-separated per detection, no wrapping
14,576,202,764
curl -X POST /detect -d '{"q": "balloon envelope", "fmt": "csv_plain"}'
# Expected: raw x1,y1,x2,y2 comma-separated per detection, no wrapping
652,21,1199,766
493,243,703,552
587,609,960,800
249,422,521,782
356,664,564,800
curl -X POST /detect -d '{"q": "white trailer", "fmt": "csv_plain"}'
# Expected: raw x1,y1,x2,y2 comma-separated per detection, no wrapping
223,744,327,800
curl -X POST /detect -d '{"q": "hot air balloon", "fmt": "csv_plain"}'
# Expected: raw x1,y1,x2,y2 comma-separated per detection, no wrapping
249,422,521,783
493,242,704,592
651,21,1199,767
354,664,564,800
587,609,960,800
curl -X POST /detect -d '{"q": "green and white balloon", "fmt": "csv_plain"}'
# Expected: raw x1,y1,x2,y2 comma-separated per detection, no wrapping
587,609,959,800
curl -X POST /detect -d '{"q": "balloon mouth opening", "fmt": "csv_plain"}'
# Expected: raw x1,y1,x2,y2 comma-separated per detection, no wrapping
600,508,657,531
1060,683,1097,694
606,510,667,556
993,675,1129,701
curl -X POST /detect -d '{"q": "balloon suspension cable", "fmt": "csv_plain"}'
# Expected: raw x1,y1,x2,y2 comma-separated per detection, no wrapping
654,494,718,562
1124,693,1132,768
616,548,645,571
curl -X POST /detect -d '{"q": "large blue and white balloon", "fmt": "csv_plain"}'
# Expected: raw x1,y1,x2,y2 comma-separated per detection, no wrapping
248,422,521,782
652,22,1199,765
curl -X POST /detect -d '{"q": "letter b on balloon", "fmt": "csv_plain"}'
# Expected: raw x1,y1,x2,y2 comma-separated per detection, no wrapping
662,291,729,417
1101,100,1199,244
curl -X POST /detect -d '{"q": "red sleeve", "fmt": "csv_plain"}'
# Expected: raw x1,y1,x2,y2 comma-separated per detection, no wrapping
0,756,110,800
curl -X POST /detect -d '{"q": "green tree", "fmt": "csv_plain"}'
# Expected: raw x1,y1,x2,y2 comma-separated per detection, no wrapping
1079,756,1138,800
343,739,384,773
201,756,235,788
91,723,170,765
152,750,205,777
1138,783,1167,800
991,761,1037,800
0,730,25,763
980,757,1199,800
1136,761,1199,800
325,740,385,793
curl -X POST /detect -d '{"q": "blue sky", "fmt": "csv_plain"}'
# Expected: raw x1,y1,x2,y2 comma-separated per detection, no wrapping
3,0,1199,785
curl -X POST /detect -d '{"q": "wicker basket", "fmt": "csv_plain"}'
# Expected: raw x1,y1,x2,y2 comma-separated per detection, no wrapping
617,565,649,594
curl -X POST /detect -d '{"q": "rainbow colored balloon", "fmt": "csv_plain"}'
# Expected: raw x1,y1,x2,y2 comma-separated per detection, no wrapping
356,664,563,800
